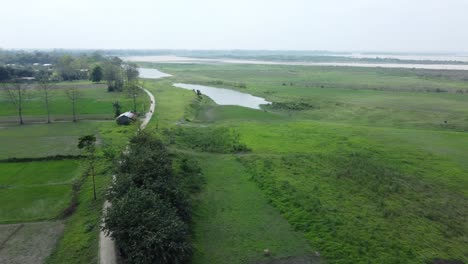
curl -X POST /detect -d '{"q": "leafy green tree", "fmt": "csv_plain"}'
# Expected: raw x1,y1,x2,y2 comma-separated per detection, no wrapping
90,65,103,83
103,187,192,264
78,135,97,200
103,57,124,92
112,101,122,117
112,132,192,221
56,54,80,81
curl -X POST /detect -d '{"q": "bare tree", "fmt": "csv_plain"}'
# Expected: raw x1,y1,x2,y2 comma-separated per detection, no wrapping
39,78,52,123
127,82,140,113
65,87,80,122
4,80,27,125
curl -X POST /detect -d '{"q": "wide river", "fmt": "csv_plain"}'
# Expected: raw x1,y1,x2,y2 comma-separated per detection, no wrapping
139,68,271,110
128,55,468,71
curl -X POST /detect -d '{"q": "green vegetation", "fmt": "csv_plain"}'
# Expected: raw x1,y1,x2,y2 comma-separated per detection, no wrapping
166,127,249,153
43,121,138,263
0,122,102,159
46,170,110,264
0,77,145,264
0,82,147,123
141,63,468,264
0,160,81,223
90,65,103,83
141,79,321,264
103,132,201,264
192,155,316,264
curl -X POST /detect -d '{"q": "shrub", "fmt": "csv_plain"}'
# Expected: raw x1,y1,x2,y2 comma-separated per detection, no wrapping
267,101,318,111
167,127,250,153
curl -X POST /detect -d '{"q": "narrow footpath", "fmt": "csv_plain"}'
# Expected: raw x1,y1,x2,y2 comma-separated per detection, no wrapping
99,85,155,264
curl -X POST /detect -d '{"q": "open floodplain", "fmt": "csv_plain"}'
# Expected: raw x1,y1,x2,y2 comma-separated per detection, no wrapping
140,63,468,264
0,62,467,264
0,81,141,264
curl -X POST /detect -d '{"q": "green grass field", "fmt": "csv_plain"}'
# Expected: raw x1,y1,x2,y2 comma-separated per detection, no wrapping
141,63,468,264
0,122,102,159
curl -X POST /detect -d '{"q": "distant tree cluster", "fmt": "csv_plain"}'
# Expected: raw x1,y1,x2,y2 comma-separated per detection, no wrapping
103,132,202,264
0,50,107,82
102,57,140,96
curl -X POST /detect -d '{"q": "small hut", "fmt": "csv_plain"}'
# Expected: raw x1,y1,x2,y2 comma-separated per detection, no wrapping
116,111,137,125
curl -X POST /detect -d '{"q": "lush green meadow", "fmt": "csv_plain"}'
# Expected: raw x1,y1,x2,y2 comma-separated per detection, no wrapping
141,63,468,263
152,63,468,131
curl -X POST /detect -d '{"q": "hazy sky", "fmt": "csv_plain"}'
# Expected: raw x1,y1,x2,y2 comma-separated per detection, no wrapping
1,0,467,52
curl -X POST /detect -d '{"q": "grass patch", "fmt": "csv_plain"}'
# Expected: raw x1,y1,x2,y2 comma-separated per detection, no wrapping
0,160,81,186
166,126,249,153
192,155,315,264
0,160,82,223
0,185,72,224
239,152,467,263
0,122,102,159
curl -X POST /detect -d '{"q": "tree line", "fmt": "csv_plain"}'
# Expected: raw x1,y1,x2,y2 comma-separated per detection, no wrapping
103,132,203,264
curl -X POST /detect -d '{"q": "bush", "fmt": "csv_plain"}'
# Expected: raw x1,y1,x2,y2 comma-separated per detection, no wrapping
166,127,250,153
267,101,318,111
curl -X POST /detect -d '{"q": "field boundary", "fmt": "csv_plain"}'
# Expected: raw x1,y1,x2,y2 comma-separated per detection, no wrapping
0,155,84,163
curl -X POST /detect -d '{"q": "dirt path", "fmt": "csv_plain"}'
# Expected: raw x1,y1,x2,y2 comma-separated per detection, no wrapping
98,85,155,264
139,86,156,130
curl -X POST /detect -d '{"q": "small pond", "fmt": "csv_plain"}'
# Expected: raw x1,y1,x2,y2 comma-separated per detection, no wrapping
139,68,172,79
173,83,271,110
